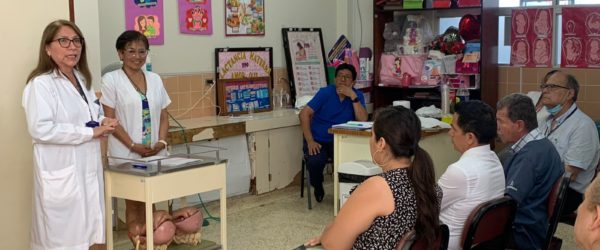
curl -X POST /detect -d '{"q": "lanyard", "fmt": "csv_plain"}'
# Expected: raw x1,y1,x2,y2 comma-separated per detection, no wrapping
545,107,577,137
61,71,95,122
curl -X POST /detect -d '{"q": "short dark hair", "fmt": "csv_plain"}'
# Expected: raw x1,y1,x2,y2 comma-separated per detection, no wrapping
454,101,497,144
542,70,580,102
497,93,538,131
335,63,357,81
115,30,149,51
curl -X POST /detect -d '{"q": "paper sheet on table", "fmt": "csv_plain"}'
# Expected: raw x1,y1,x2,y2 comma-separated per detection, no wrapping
419,117,451,129
142,156,204,167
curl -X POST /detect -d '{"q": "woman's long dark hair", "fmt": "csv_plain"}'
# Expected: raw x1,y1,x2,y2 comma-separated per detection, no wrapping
372,106,440,243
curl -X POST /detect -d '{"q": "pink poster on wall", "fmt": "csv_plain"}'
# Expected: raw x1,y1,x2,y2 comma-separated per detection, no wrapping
218,51,272,79
562,7,600,68
125,0,164,45
178,0,212,35
510,8,553,67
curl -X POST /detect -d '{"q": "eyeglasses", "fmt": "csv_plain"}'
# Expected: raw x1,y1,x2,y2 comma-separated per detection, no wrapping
539,83,570,91
336,75,352,80
53,37,83,48
124,49,148,58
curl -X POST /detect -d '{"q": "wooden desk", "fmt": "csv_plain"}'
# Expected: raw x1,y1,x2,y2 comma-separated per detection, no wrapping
330,128,460,215
104,162,228,250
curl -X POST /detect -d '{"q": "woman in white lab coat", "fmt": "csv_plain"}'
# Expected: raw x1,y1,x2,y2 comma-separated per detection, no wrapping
100,30,172,246
22,20,118,250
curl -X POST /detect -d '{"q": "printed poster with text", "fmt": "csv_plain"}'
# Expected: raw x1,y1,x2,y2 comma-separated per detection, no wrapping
178,0,212,35
125,0,164,45
562,7,600,68
510,8,553,67
218,51,271,79
287,32,327,98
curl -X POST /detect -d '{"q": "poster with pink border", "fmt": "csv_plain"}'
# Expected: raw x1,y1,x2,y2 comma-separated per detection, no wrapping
217,51,272,79
178,0,212,35
125,0,164,45
510,8,553,67
562,7,600,68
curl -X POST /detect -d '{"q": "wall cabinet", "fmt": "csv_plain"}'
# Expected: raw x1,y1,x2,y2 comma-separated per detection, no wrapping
371,1,499,109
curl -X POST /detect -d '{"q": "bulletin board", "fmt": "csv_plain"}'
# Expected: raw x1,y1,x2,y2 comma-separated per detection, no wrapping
215,47,273,115
217,77,272,115
282,28,329,108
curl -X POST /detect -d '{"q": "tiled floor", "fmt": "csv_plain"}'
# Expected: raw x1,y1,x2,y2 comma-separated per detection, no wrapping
112,178,579,249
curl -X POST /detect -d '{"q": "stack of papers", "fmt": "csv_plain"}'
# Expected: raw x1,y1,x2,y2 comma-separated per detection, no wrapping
332,121,373,130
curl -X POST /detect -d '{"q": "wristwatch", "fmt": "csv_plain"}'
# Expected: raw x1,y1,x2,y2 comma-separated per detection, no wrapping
352,96,359,103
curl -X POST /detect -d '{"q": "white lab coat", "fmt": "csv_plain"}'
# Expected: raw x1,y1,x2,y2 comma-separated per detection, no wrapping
100,69,171,162
22,70,105,250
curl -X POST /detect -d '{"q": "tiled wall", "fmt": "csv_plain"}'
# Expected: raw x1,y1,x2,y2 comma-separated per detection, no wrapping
498,66,600,120
161,67,291,119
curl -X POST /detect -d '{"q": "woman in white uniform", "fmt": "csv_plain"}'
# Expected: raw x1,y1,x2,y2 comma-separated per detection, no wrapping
100,30,172,246
22,20,118,250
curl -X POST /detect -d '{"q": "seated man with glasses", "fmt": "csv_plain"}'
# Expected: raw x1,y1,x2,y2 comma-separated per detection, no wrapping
299,63,368,202
539,70,600,216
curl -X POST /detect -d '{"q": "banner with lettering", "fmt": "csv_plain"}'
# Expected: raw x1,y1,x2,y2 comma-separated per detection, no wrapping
217,50,272,79
562,7,600,68
510,8,553,67
125,0,164,45
178,0,212,35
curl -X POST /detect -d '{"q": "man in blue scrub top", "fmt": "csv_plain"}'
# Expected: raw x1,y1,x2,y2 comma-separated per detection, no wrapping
496,93,564,249
299,63,368,202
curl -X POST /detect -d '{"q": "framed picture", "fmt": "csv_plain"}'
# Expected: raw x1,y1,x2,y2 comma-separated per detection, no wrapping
225,0,265,36
215,47,273,115
217,77,272,115
282,28,329,108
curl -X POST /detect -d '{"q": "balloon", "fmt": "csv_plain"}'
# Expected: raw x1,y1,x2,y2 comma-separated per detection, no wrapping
459,14,481,41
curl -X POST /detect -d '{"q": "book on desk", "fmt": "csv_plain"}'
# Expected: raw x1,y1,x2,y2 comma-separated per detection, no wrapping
332,121,373,131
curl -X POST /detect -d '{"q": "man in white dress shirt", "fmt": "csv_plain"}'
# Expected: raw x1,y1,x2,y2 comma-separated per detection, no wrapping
438,100,506,250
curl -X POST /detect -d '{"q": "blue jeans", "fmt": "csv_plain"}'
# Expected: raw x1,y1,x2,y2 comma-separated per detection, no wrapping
303,140,334,189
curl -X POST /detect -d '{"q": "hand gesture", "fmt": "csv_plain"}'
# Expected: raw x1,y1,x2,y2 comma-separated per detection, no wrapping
336,85,356,100
141,142,167,157
304,236,321,247
102,117,119,128
306,140,322,156
131,143,153,157
92,125,115,138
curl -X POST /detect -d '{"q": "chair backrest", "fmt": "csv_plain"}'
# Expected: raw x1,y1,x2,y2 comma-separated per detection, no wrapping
544,174,571,249
395,225,450,250
460,196,517,250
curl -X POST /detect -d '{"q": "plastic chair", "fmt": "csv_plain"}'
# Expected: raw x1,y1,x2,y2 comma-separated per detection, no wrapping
545,174,571,250
396,224,450,250
460,196,517,250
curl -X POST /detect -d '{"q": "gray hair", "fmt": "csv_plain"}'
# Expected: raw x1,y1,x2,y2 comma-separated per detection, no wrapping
497,93,538,131
542,70,580,102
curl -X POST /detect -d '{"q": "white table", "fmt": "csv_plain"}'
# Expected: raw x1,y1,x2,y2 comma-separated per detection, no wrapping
104,162,227,249
331,128,460,215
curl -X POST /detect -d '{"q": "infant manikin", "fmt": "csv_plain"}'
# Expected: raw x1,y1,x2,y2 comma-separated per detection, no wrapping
129,207,204,249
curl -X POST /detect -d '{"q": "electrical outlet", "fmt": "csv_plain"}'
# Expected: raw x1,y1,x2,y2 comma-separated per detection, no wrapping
205,79,214,86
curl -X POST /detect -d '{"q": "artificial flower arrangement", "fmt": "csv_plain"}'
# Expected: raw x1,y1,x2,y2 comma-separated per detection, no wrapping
428,27,465,55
